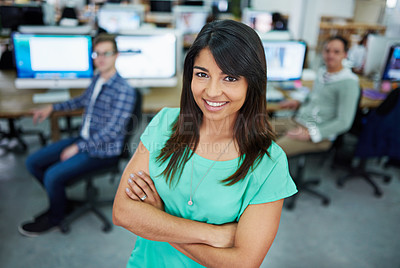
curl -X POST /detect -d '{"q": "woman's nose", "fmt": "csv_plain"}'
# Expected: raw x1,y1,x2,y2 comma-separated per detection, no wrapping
205,79,222,97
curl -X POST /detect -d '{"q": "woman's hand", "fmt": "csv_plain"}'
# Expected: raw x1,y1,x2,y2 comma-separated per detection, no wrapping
125,171,164,211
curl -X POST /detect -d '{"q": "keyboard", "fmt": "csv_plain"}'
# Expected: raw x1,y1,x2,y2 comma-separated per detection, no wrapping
33,91,71,103
266,85,284,102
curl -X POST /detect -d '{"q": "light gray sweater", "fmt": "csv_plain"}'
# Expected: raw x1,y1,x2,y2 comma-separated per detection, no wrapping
295,67,360,143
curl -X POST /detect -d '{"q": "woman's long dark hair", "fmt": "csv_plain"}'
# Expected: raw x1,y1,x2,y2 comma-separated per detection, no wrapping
157,20,275,186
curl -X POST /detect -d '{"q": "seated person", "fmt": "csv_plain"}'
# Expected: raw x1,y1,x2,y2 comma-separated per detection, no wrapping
19,34,137,237
347,32,369,74
271,12,288,31
272,35,360,157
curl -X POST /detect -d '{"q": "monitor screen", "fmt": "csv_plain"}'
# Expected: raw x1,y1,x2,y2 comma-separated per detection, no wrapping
12,33,93,89
0,5,44,32
115,29,182,87
149,0,173,12
262,40,306,81
97,4,145,34
363,34,400,77
381,45,400,82
182,0,204,6
242,8,272,34
173,6,211,35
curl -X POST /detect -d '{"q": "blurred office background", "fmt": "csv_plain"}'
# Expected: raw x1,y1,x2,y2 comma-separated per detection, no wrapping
0,0,399,267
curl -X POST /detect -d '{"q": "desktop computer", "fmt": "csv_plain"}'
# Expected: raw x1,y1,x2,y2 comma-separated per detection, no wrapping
97,3,145,34
12,33,93,103
262,40,307,102
115,28,183,88
381,44,400,83
242,8,273,34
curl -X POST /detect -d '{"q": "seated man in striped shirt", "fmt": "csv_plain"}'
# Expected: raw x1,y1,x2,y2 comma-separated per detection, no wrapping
19,34,137,237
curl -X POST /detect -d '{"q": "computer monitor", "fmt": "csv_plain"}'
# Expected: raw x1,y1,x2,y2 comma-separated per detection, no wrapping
381,44,400,82
173,5,211,35
242,8,272,34
0,4,44,33
149,0,174,12
97,3,145,34
363,34,400,78
115,28,182,88
262,40,306,81
182,0,204,6
12,33,93,89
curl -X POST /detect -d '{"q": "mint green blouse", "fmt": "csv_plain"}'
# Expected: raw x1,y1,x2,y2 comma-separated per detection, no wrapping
127,108,297,267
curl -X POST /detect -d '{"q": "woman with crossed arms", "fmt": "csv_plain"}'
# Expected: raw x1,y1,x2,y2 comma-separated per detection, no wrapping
113,20,297,267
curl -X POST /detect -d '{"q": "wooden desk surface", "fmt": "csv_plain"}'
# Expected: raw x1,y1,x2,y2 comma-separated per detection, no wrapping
0,71,84,118
0,70,181,115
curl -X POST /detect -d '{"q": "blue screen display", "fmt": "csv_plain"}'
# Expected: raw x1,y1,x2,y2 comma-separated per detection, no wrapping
382,45,400,82
12,33,93,79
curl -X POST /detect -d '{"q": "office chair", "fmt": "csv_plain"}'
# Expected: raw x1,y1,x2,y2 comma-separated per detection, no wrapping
0,118,47,152
337,159,391,197
336,88,399,197
60,91,142,233
59,6,79,26
284,148,331,210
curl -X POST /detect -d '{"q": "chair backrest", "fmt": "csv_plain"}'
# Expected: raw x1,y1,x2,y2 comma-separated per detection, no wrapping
121,89,142,159
61,7,78,19
330,87,363,167
345,86,364,136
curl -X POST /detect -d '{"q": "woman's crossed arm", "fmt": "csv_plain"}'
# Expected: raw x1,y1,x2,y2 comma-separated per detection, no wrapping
113,141,283,267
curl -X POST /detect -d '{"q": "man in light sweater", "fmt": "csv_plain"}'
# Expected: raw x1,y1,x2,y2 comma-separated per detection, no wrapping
273,36,360,157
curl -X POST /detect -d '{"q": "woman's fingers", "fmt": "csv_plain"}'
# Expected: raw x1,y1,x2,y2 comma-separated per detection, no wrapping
136,171,158,194
125,174,146,201
126,172,154,202
125,171,164,210
125,187,140,201
124,171,164,210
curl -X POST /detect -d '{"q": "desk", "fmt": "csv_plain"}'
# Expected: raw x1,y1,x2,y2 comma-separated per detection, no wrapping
0,71,85,143
0,70,185,141
0,70,390,142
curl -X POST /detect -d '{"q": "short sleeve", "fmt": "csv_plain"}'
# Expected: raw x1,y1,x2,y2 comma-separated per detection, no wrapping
250,144,298,204
140,108,180,153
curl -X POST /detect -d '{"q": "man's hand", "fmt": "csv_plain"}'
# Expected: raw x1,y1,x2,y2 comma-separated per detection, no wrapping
278,99,300,110
286,126,311,141
60,144,79,161
32,105,53,124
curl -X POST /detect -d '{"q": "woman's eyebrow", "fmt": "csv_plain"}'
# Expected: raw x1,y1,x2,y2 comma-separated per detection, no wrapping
193,66,208,72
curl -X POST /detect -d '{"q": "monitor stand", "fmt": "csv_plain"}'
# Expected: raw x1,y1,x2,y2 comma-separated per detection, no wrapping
33,88,71,104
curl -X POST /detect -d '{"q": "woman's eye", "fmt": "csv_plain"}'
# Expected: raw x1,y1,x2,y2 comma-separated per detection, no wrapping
224,76,238,82
195,72,208,78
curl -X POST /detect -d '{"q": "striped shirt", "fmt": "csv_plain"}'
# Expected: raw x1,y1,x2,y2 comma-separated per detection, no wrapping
53,72,137,158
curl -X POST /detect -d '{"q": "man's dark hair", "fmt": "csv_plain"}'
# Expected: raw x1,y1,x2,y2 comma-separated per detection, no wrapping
325,35,349,52
93,34,118,53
